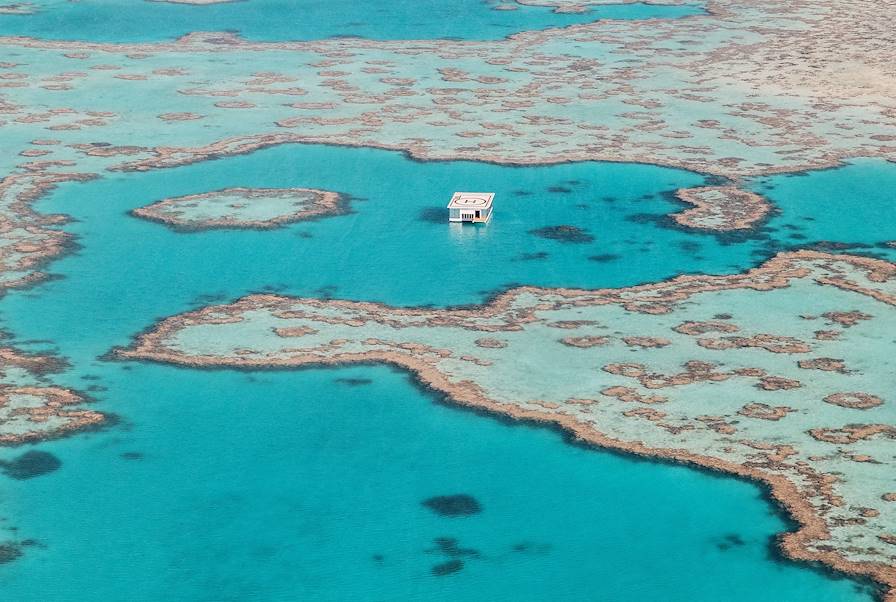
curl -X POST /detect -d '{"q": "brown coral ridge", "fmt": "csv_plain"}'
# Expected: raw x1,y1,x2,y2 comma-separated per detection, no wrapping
757,375,801,391
117,250,896,599
673,186,771,231
604,359,731,389
798,357,849,373
0,346,68,376
474,337,508,348
738,402,793,421
696,334,812,354
560,335,608,348
822,311,872,328
0,345,102,443
622,336,670,348
125,250,894,359
120,250,896,361
129,187,346,230
117,343,896,598
0,171,96,293
809,425,896,445
600,385,667,404
7,0,892,187
823,392,884,410
0,385,105,445
673,320,739,335
515,0,692,12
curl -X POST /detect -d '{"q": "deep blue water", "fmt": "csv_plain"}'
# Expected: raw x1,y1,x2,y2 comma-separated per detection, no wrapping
0,0,702,42
0,146,890,600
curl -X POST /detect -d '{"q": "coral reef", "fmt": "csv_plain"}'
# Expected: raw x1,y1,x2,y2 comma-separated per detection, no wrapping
118,250,896,595
131,187,345,230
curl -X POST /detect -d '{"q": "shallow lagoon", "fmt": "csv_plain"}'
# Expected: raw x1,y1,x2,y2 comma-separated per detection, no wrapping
10,143,761,349
0,0,703,42
0,145,889,600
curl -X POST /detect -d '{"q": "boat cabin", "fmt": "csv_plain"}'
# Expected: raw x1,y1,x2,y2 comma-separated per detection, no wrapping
447,192,494,223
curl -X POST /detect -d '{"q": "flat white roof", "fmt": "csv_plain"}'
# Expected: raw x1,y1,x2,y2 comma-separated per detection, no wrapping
447,192,494,210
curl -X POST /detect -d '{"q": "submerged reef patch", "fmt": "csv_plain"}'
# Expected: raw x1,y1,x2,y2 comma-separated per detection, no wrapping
714,533,747,551
0,450,61,479
0,4,35,15
334,377,373,387
588,253,620,263
528,225,594,244
0,541,25,564
426,535,481,576
431,559,464,576
422,494,482,517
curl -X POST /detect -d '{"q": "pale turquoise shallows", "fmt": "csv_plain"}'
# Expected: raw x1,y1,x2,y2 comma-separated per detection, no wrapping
0,144,883,600
0,0,703,42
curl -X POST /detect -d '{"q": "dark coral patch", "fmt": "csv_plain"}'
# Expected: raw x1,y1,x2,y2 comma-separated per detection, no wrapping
428,537,480,558
314,285,339,299
335,377,373,387
422,494,482,517
529,225,594,244
0,451,61,480
432,559,464,576
515,251,549,261
588,253,620,263
0,542,24,564
512,541,552,554
418,207,446,224
715,533,746,551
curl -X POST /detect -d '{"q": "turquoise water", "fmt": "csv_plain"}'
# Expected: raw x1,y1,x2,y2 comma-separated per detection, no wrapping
0,365,874,601
0,144,883,600
0,0,702,42
15,144,759,329
754,158,896,261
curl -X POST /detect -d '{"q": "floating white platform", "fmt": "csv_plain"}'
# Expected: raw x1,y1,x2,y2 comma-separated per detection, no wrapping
447,192,494,223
